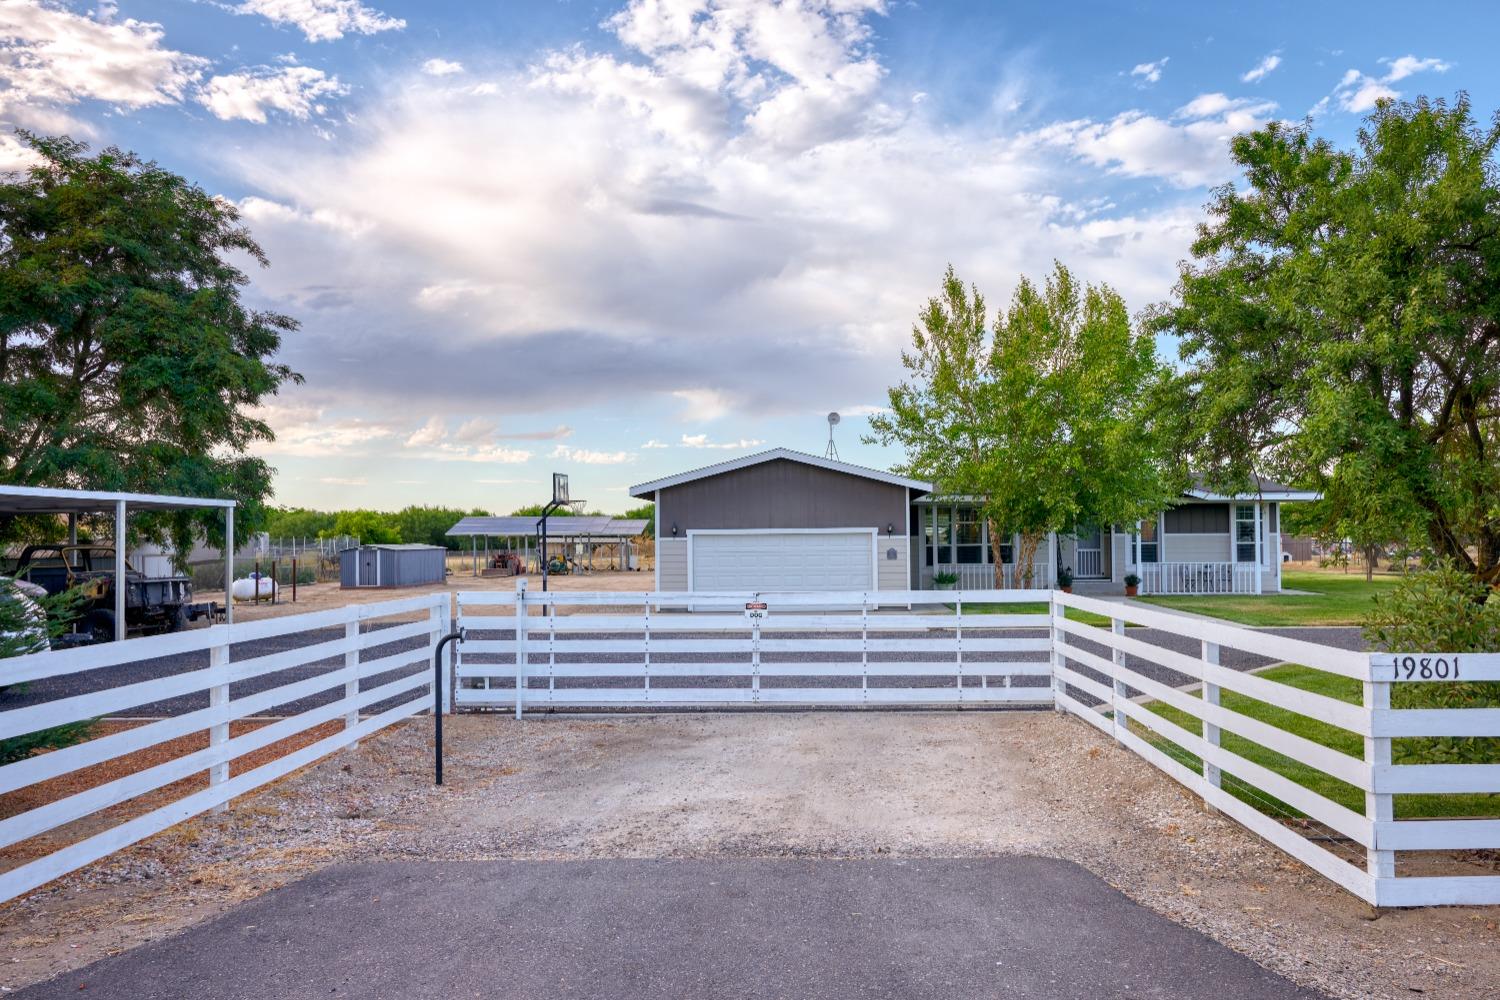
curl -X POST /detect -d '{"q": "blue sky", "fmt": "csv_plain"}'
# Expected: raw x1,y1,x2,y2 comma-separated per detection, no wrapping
3,0,1495,513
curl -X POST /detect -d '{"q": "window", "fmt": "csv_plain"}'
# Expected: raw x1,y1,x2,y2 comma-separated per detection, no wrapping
1138,519,1159,563
996,532,1014,565
955,508,982,564
925,508,953,565
1235,504,1257,562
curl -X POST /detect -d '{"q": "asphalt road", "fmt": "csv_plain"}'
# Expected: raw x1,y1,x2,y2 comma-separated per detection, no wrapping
0,623,1369,717
12,858,1326,1000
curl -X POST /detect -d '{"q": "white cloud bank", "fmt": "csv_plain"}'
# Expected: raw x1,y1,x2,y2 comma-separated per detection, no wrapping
198,65,345,123
218,0,1237,455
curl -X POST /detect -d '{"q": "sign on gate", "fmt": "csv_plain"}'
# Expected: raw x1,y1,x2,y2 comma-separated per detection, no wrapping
744,601,769,624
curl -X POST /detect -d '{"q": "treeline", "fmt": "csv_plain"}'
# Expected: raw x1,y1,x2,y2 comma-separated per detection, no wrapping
264,502,655,548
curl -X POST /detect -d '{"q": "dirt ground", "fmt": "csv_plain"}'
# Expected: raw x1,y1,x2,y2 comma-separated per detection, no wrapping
2,710,1497,999
226,569,651,621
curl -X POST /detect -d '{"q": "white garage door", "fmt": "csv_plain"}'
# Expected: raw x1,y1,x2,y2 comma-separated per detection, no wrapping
690,531,874,592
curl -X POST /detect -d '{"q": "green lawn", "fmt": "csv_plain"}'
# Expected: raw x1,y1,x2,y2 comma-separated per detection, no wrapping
1135,663,1500,820
1135,569,1399,627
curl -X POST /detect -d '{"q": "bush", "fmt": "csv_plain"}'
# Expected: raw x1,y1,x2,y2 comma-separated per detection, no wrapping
1,578,95,761
1363,563,1500,764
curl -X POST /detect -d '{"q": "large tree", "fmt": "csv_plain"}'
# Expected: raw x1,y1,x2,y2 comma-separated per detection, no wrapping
869,263,1177,587
0,133,300,551
1153,95,1500,581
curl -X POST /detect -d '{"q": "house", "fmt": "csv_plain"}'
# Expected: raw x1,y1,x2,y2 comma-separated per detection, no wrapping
630,449,1317,596
630,449,929,596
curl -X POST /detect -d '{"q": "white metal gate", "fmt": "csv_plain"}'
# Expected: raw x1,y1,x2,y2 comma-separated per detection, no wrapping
454,585,1055,713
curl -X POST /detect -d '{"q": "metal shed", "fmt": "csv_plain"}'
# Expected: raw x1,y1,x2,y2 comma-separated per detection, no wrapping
340,544,446,589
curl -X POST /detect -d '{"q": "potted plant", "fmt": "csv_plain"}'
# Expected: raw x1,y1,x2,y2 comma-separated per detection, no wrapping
1057,566,1074,593
933,571,959,591
1123,572,1140,598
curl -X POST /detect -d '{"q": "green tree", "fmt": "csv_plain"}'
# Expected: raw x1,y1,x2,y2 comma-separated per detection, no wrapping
1152,95,1500,583
0,134,300,553
264,506,336,540
392,505,488,549
869,263,1176,587
623,503,655,538
326,509,400,544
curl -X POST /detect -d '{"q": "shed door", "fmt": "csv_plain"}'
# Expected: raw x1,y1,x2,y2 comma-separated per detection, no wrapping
359,549,378,587
690,531,873,592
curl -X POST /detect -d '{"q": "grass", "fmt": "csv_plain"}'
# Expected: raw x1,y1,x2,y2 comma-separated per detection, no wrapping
1135,569,1399,627
1135,663,1500,820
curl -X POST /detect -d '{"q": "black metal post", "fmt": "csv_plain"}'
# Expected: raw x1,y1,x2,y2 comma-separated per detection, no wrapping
433,629,465,785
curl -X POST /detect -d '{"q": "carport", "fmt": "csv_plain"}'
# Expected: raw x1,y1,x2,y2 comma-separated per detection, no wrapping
0,485,237,640
445,516,648,576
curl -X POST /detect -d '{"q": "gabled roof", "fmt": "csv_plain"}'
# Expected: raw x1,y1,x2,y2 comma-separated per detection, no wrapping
629,448,933,499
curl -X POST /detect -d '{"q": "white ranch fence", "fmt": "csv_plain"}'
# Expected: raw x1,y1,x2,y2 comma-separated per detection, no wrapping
4,582,1500,910
0,593,445,905
454,585,1054,713
1051,591,1500,908
1138,562,1257,595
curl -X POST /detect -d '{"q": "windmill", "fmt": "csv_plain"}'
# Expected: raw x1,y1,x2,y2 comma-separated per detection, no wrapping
824,411,841,460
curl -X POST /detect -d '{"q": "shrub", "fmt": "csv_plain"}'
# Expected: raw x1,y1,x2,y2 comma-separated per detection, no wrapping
1,578,95,761
1363,563,1500,764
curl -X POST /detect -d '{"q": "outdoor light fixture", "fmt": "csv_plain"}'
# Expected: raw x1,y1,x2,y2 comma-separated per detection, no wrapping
886,522,894,535
671,523,679,536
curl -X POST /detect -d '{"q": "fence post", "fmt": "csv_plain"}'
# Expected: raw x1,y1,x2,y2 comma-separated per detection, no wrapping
1111,617,1127,746
1049,592,1063,712
208,633,231,813
430,596,449,715
1201,640,1221,808
515,579,528,720
1363,673,1395,886
344,613,361,734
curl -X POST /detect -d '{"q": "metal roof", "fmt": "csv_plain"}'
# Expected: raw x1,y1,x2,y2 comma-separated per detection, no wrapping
0,484,236,514
628,448,933,498
446,516,649,538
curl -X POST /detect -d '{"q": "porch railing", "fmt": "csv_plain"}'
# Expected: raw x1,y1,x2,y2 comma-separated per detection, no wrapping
933,563,1016,589
1138,561,1257,595
1074,548,1103,579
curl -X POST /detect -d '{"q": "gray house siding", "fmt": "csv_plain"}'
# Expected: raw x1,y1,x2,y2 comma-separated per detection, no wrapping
657,459,908,532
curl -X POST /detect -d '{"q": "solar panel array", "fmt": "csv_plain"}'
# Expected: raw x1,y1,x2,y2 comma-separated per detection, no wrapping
446,516,648,538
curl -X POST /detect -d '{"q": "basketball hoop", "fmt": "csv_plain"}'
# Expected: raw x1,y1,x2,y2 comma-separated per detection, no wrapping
568,499,587,516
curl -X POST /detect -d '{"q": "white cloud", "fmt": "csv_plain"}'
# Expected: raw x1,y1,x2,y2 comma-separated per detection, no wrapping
1382,55,1451,82
0,1,206,112
1329,54,1451,113
237,0,405,43
672,388,735,422
680,434,764,449
641,439,670,449
1129,57,1167,85
552,444,635,465
198,65,345,123
1240,54,1281,83
318,475,367,486
1030,93,1277,188
222,0,1204,439
422,58,464,77
405,416,445,447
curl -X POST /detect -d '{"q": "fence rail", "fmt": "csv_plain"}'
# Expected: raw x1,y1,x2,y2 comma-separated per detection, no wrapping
1138,561,1258,594
0,593,445,905
1052,591,1500,908
455,586,1054,714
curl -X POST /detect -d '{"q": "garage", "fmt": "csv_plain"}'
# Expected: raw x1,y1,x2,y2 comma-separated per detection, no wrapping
690,530,875,592
630,448,932,598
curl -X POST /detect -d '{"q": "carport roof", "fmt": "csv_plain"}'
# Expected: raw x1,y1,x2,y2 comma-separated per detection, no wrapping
446,516,648,538
628,448,933,499
0,484,236,514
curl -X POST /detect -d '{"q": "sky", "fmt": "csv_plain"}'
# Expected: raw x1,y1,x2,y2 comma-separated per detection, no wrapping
2,0,1496,514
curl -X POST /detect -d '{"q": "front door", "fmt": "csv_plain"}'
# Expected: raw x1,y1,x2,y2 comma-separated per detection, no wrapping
1074,528,1104,579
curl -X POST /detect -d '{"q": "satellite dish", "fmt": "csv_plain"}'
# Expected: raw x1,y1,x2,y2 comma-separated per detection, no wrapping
828,411,841,426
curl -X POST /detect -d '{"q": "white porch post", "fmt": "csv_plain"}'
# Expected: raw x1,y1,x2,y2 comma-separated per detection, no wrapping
1272,503,1282,592
928,506,937,584
1253,501,1264,594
